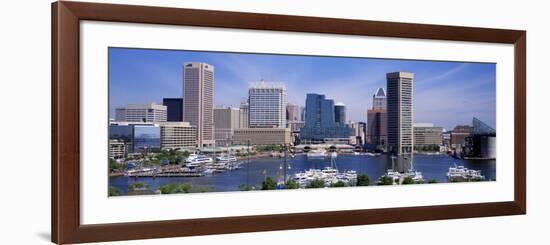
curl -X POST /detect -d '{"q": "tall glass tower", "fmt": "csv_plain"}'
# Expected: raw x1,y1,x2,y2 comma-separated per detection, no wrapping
386,72,414,155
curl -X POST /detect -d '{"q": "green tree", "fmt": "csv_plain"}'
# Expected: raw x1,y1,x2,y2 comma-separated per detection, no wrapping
108,186,120,196
261,177,277,190
239,184,253,191
306,179,326,188
377,176,394,185
284,179,300,189
109,159,120,172
128,182,148,191
402,176,415,185
330,181,346,187
158,183,192,194
428,179,438,184
356,174,370,186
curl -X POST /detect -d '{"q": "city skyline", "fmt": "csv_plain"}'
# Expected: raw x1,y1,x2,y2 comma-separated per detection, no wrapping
109,47,496,130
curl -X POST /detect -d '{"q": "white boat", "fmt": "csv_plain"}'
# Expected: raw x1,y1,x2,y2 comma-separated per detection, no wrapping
307,149,327,158
185,154,213,167
365,152,376,157
215,155,238,163
293,153,357,188
447,164,485,182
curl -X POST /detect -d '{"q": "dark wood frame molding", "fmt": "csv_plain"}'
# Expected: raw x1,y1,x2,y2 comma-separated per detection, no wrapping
52,1,526,244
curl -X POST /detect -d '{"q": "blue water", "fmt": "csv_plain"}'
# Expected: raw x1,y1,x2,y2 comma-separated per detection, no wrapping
109,154,496,195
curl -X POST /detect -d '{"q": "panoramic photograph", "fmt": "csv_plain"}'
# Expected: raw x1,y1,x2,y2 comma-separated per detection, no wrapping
107,47,497,196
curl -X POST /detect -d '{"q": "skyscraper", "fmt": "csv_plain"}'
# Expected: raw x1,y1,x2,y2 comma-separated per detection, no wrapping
162,98,183,122
239,101,249,128
367,87,387,150
300,93,352,143
214,106,240,146
183,62,215,147
386,72,414,155
248,81,287,128
334,102,347,126
372,87,387,109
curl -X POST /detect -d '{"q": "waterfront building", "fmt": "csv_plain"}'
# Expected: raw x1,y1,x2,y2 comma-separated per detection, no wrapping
115,103,167,122
248,81,287,128
413,123,443,150
214,106,240,146
287,121,305,133
108,139,126,160
133,124,161,152
162,98,183,122
286,103,304,121
367,87,388,151
348,121,366,145
300,93,353,143
183,62,215,147
239,101,249,128
232,128,291,145
386,72,414,155
465,117,497,159
334,102,347,126
451,125,473,149
286,103,305,133
159,122,197,150
358,122,367,145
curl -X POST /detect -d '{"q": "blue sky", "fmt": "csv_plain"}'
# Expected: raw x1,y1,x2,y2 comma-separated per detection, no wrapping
109,47,496,130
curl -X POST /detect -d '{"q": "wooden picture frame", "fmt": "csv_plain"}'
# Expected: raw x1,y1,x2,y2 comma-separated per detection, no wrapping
51,1,526,244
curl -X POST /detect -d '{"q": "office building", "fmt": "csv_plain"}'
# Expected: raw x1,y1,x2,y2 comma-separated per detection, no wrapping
108,139,126,160
115,103,167,122
451,125,473,148
334,102,347,126
248,81,287,128
239,101,249,128
300,93,352,143
372,87,387,110
162,98,183,122
386,72,414,155
413,123,443,149
214,107,240,146
159,122,197,150
233,128,291,145
183,62,215,147
367,87,388,150
286,103,305,133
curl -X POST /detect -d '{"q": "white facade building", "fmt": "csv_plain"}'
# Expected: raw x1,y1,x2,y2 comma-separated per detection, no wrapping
248,81,287,128
115,103,167,122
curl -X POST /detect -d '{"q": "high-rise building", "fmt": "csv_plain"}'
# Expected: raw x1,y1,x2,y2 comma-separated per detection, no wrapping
159,122,197,150
372,87,387,110
334,102,347,126
367,87,388,150
386,72,414,155
183,62,215,147
286,103,303,121
239,101,249,128
248,81,287,128
300,93,352,143
286,103,305,133
115,103,167,122
163,98,183,122
413,123,443,149
214,107,240,146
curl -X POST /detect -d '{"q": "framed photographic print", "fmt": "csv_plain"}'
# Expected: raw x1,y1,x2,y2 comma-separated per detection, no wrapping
51,1,526,244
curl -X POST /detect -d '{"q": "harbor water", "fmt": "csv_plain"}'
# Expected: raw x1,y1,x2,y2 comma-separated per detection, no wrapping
109,154,496,195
